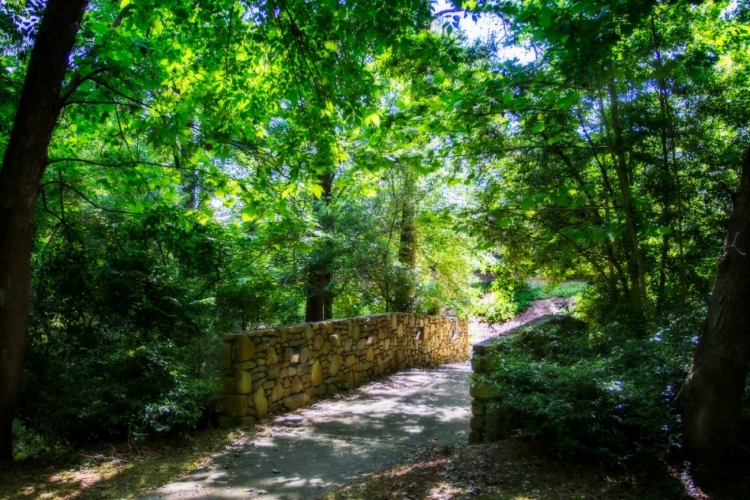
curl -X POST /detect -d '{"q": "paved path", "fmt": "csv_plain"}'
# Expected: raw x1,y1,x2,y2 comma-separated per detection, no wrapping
141,363,472,500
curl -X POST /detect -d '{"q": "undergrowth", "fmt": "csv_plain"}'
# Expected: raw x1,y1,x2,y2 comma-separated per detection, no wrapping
475,312,701,466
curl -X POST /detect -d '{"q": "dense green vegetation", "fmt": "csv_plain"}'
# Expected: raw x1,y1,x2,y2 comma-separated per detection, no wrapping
0,0,749,486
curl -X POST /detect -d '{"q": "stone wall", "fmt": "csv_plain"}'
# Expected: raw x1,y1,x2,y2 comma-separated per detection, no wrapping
469,315,563,444
221,313,469,425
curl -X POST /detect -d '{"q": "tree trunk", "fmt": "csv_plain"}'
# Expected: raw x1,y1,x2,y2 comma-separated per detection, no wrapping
304,170,334,322
606,79,647,321
683,147,750,465
394,173,417,312
0,0,89,462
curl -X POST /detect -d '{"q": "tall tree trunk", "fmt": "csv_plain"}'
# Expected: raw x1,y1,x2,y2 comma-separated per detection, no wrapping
304,170,334,322
683,147,750,465
394,173,417,312
651,17,687,312
0,0,89,462
606,79,648,320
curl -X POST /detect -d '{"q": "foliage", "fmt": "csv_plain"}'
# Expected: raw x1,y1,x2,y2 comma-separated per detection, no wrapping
514,280,588,312
478,313,701,465
472,273,587,324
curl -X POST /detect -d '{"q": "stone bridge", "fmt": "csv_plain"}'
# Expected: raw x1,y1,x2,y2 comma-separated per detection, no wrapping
220,313,470,425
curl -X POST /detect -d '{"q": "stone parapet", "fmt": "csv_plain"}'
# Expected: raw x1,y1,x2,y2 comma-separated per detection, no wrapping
468,315,564,444
220,313,469,425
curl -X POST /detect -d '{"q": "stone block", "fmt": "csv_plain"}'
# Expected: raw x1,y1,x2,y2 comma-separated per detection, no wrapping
304,325,314,339
254,387,268,418
267,363,280,379
468,430,482,444
290,376,303,394
314,335,324,350
283,392,310,411
344,338,353,352
240,416,257,427
233,360,256,370
329,354,342,376
366,348,374,362
311,360,323,386
235,370,253,394
270,382,284,403
300,347,310,364
329,334,340,347
222,394,248,417
345,354,356,367
266,348,278,365
470,380,501,400
222,342,233,369
470,415,484,431
484,407,510,443
234,336,256,362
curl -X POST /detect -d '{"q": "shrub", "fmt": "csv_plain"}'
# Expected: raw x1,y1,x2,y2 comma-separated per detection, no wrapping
477,313,699,465
18,341,220,445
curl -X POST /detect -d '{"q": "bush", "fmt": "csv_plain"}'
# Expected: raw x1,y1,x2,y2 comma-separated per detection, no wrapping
18,341,220,445
477,313,699,466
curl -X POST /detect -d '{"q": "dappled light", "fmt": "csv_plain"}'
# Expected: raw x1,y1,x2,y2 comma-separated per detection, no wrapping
141,365,471,499
1,0,749,498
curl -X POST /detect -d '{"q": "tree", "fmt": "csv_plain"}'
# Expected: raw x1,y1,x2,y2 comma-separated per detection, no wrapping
0,0,90,462
683,147,750,465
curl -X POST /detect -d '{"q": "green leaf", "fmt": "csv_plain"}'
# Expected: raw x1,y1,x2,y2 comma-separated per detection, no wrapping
365,112,381,127
309,183,324,199
241,207,256,222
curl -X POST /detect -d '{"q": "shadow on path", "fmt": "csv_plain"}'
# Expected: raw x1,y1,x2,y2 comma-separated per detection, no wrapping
140,364,472,500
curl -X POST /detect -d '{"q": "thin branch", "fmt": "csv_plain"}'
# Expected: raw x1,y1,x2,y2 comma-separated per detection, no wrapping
42,180,139,215
61,67,112,103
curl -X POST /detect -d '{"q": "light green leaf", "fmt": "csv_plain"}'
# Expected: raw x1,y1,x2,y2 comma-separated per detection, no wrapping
310,183,324,199
365,112,381,127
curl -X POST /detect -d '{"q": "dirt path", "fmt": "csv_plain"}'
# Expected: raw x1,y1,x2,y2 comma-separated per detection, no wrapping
469,297,573,345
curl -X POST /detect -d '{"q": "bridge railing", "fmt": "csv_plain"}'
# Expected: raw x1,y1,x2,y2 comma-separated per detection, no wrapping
221,313,469,425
